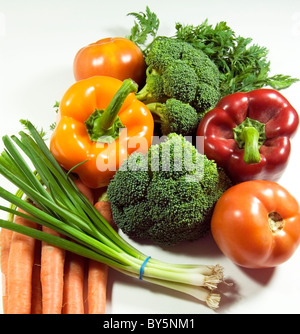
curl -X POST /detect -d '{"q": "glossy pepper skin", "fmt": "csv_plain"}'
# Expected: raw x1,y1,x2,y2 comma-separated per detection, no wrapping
50,76,154,189
197,89,299,183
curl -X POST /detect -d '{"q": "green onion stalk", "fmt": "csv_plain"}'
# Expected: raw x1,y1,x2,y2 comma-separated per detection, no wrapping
0,120,225,310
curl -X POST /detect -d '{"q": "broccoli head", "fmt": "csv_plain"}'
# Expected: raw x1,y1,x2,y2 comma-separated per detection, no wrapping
107,133,231,246
147,98,199,136
136,36,221,117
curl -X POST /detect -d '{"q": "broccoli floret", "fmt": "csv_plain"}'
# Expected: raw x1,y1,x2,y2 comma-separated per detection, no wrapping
162,60,198,104
107,133,231,246
136,37,221,117
181,47,220,89
193,83,221,117
147,98,199,136
146,36,184,71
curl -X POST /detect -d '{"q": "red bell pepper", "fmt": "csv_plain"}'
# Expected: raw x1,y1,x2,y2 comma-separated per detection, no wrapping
197,89,299,183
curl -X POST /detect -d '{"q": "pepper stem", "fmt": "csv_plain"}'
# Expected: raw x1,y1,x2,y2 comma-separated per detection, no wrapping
85,79,138,143
240,127,261,163
233,117,266,164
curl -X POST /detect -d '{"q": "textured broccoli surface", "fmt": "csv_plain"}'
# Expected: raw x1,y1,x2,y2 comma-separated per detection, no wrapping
107,133,231,246
136,36,221,117
147,98,199,136
193,82,221,113
162,60,198,104
145,36,184,71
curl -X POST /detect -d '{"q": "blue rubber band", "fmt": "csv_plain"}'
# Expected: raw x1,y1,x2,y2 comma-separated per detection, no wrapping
139,256,151,280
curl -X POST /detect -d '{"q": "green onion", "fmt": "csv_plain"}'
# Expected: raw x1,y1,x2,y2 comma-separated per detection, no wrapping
0,120,225,309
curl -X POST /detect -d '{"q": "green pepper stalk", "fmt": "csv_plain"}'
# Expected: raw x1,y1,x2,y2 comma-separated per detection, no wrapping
85,79,138,143
0,120,226,309
233,117,266,164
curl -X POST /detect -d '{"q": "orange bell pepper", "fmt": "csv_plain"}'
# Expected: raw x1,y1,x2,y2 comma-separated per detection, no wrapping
50,76,154,188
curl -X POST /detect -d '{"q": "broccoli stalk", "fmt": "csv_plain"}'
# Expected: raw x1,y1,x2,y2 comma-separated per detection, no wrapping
107,133,232,246
147,98,199,136
135,68,166,103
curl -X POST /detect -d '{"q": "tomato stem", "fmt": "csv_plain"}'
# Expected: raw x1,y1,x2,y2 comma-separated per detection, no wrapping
268,211,285,233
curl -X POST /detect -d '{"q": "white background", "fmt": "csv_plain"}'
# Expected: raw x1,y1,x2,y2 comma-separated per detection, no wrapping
0,0,300,314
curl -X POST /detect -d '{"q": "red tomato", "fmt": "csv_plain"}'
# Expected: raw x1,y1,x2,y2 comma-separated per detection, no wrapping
73,37,146,87
211,180,300,269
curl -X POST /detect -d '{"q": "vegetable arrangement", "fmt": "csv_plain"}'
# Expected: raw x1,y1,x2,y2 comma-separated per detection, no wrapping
0,6,300,314
0,122,226,312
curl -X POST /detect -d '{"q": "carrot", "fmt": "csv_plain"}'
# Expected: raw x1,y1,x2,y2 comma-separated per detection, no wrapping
87,200,115,314
94,199,118,231
87,259,108,314
31,239,42,314
73,178,94,205
62,251,86,314
41,226,65,314
94,200,113,224
0,227,13,314
56,178,93,314
6,210,37,314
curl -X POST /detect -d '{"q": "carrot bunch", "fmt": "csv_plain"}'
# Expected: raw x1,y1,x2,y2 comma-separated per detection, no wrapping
0,180,113,314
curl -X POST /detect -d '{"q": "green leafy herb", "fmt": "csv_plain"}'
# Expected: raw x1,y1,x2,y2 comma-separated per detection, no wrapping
53,101,60,113
21,118,46,138
49,122,56,131
175,21,299,95
127,6,160,51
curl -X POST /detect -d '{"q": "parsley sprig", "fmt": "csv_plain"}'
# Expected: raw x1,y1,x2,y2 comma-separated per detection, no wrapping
127,6,160,50
175,21,299,95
